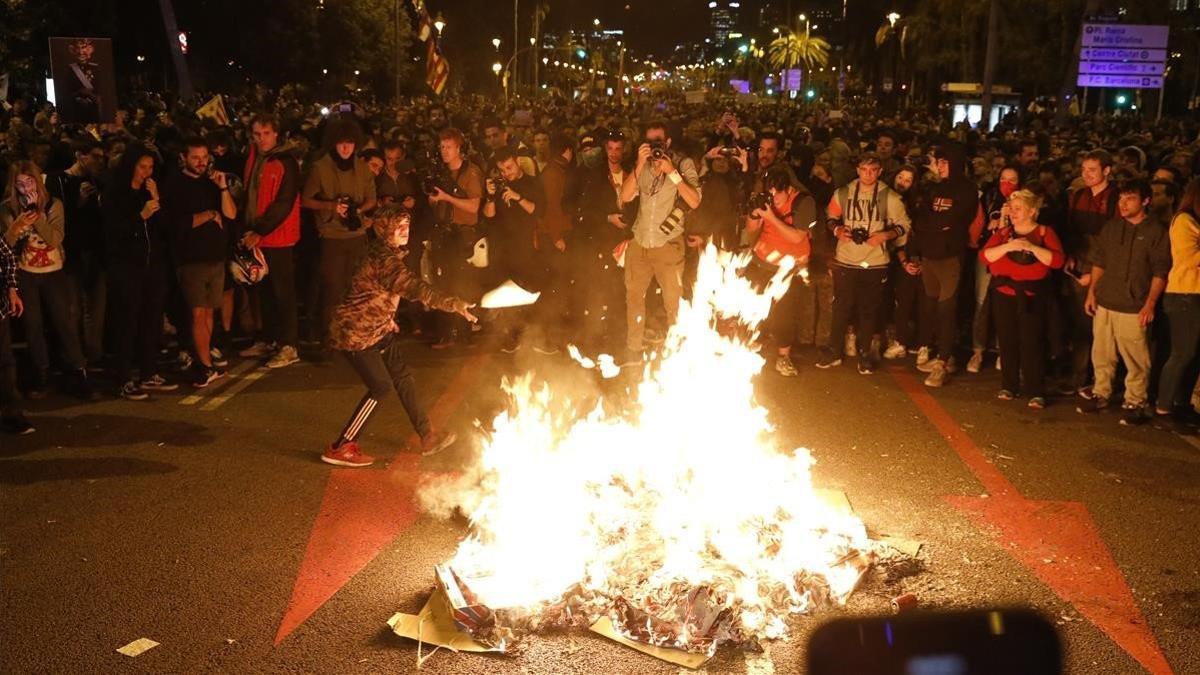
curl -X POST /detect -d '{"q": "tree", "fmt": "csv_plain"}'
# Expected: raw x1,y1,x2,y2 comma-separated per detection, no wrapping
767,31,831,72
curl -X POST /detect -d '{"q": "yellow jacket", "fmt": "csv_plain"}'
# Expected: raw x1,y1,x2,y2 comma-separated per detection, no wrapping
1168,212,1200,294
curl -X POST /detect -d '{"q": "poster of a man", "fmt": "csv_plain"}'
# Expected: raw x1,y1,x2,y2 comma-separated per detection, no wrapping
49,37,117,124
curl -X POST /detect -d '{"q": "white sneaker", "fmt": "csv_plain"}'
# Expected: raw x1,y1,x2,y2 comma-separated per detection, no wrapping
883,340,907,360
266,345,300,369
995,355,1002,371
966,351,983,374
916,346,931,367
844,330,858,357
924,360,948,387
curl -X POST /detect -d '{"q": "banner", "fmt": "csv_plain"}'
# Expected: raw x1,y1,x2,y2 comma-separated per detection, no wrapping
49,37,118,123
196,94,231,126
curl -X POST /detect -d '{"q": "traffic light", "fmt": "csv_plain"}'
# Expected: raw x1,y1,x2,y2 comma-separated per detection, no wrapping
805,88,816,99
1115,93,1128,107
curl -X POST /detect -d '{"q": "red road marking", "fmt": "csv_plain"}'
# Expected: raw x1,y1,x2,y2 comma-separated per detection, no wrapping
274,351,492,645
890,368,1174,675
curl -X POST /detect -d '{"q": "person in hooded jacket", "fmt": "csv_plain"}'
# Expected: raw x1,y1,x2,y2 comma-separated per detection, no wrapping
322,205,477,468
908,142,984,387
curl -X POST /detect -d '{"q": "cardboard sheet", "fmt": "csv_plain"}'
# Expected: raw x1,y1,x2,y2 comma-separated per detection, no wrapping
589,616,712,669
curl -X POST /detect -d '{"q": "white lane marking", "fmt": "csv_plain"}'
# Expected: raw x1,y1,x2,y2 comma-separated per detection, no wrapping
178,359,260,405
200,368,270,411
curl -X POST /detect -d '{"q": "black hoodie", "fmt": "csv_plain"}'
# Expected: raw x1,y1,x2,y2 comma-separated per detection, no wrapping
910,143,981,260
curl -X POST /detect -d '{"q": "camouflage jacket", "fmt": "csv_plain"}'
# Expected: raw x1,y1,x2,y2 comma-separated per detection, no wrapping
329,241,465,352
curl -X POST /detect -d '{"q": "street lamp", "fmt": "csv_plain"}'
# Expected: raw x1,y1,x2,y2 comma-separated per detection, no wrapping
433,13,446,35
887,12,901,27
593,18,601,27
492,37,501,50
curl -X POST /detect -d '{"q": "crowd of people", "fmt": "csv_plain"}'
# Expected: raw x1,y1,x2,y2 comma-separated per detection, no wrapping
2,87,1199,447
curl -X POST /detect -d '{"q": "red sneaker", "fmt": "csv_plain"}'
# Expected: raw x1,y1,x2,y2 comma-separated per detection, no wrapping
419,430,457,456
321,441,375,467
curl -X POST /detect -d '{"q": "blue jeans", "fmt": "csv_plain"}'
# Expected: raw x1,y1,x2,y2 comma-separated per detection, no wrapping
1157,294,1200,410
18,269,87,374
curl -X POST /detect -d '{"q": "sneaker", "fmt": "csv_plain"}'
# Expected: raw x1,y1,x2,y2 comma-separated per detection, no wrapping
815,346,842,369
140,374,179,392
176,350,194,371
533,344,560,356
915,346,931,368
1027,397,1046,410
857,355,877,375
995,355,1002,371
844,331,858,357
419,430,458,456
1076,396,1109,414
238,340,274,358
966,351,984,374
997,389,1015,401
883,340,907,360
192,367,225,389
2,414,35,435
430,337,457,351
775,355,799,377
500,337,521,354
210,348,229,367
1119,407,1149,426
321,441,375,467
266,345,300,369
1078,386,1095,400
923,360,947,387
121,380,150,401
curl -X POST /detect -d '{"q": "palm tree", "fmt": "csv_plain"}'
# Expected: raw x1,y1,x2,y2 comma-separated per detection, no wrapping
767,30,831,72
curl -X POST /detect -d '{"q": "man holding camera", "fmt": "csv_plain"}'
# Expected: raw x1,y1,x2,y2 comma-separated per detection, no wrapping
164,137,237,387
619,122,702,364
482,149,546,352
425,128,484,349
302,120,377,357
819,153,910,374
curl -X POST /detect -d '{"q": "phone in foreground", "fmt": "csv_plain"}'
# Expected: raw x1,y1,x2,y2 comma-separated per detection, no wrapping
807,608,1061,675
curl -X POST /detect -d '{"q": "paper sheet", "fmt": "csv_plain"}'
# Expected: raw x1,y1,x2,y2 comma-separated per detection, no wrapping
116,638,159,657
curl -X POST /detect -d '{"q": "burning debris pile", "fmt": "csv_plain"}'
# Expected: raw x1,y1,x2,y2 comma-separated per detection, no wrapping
411,247,875,662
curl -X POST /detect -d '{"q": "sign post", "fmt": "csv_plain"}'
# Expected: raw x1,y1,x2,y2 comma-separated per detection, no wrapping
1076,23,1168,119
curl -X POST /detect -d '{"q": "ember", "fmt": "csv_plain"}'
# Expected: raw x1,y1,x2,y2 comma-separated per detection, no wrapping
418,246,872,659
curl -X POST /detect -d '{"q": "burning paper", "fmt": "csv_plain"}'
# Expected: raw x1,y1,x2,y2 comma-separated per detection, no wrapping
418,246,871,659
480,279,541,309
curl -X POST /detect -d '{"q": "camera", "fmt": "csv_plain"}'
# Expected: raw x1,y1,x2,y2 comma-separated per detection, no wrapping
747,192,772,212
719,146,740,157
650,140,667,160
336,196,362,231
420,150,466,198
490,177,509,197
850,227,871,245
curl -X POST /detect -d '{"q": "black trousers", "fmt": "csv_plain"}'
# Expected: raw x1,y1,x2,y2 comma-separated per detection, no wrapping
109,260,167,383
891,262,922,347
337,334,430,442
571,242,626,354
831,266,888,356
260,246,299,348
917,256,961,359
992,289,1047,397
0,316,21,417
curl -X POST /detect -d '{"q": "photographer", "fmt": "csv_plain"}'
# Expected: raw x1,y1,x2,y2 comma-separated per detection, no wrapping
425,127,483,349
981,189,1064,409
744,167,815,377
818,153,910,374
301,119,377,356
482,149,546,352
573,131,632,354
164,137,237,387
618,121,702,364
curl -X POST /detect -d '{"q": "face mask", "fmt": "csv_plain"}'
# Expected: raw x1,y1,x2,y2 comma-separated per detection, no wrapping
999,180,1018,198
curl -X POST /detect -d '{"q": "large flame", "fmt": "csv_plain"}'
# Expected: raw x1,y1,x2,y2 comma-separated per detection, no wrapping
420,246,869,651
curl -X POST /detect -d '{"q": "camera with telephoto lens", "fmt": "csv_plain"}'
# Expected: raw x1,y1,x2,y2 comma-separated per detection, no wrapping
336,195,362,231
850,227,871,245
420,150,466,198
747,192,771,212
650,140,667,160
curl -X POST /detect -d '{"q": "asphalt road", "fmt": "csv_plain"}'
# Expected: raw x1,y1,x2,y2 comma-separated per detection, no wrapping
2,336,1198,674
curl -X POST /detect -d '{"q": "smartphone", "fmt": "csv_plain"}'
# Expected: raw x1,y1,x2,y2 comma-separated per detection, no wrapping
807,608,1061,675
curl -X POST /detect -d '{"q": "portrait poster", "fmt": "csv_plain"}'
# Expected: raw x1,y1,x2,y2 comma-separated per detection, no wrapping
49,37,118,124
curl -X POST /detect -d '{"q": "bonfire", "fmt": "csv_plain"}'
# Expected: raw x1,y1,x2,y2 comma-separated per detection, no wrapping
417,246,873,658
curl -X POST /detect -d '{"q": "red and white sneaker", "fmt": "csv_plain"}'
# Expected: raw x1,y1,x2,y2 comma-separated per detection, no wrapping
321,441,375,467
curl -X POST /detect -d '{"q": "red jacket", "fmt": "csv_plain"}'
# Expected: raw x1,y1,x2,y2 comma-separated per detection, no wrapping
244,145,301,248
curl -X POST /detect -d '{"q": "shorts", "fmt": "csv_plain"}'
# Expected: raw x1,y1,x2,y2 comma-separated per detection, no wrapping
178,262,226,309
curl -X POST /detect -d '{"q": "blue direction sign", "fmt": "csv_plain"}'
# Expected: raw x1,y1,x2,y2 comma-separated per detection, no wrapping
1079,61,1165,76
1080,48,1167,62
1076,74,1163,89
1081,24,1169,49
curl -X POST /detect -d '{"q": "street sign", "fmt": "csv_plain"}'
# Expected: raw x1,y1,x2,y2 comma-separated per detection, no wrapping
1081,24,1168,49
1076,74,1163,89
1080,48,1167,62
1078,61,1165,76
784,68,802,92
